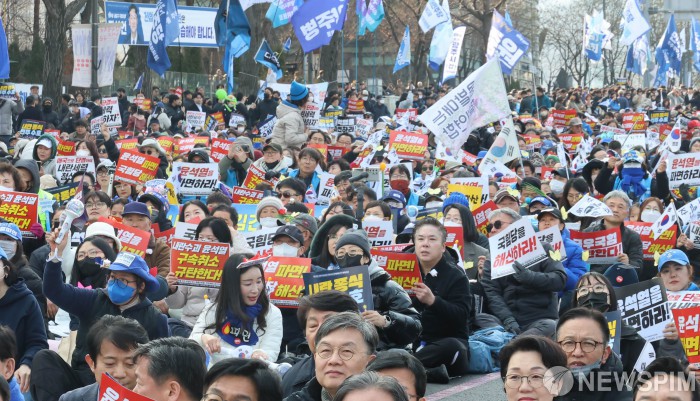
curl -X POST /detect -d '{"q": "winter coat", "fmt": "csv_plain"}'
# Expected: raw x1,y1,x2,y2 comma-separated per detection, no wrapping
270,101,306,149
145,238,171,278
481,242,567,327
284,377,323,401
255,98,279,124
282,356,315,398
0,278,48,368
364,259,422,349
219,155,252,189
166,287,218,327
58,111,80,133
252,157,291,175
189,302,283,364
59,382,99,401
559,352,632,401
288,169,320,199
584,220,644,272
0,98,23,136
15,105,44,131
31,133,58,179
561,228,589,291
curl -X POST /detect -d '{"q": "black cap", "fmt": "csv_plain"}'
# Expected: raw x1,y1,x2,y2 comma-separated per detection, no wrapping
536,208,564,222
552,168,569,178
271,225,304,245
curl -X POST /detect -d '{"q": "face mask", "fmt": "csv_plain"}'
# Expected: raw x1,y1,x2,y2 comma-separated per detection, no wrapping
426,201,443,209
273,243,299,257
76,257,102,276
362,97,368,101
0,240,15,260
378,99,383,104
570,359,603,381
283,156,293,166
578,292,611,312
259,217,279,228
76,150,90,157
363,215,383,222
622,166,645,182
336,254,365,269
390,179,411,196
550,179,565,196
641,209,661,223
107,279,136,305
237,127,244,133
443,220,461,227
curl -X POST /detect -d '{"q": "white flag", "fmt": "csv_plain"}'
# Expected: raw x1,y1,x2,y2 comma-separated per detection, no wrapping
569,194,613,218
677,198,700,226
620,0,651,46
650,202,677,240
442,26,466,84
419,58,510,154
479,116,520,170
419,0,449,33
679,27,687,51
661,119,683,153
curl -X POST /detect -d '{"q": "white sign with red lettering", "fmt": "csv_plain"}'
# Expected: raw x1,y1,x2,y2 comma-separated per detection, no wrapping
489,218,547,279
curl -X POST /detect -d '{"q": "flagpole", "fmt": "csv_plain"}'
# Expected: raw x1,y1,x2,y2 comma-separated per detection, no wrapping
355,34,359,86
341,34,345,88
372,31,377,95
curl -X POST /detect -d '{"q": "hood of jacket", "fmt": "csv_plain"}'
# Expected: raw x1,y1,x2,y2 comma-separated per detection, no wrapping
308,214,356,259
14,159,41,193
276,102,301,119
0,279,32,306
32,134,57,161
367,258,391,285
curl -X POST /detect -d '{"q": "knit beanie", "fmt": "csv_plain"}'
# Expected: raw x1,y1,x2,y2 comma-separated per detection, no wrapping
335,228,371,258
256,196,285,220
442,192,470,212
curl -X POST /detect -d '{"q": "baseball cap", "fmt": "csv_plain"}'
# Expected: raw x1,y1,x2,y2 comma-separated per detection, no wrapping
536,207,563,222
658,249,690,272
552,168,569,178
262,143,283,154
494,189,520,205
271,225,304,246
0,222,22,242
122,202,151,218
382,190,407,207
530,197,553,208
568,117,583,126
292,214,318,235
108,252,160,292
604,263,639,287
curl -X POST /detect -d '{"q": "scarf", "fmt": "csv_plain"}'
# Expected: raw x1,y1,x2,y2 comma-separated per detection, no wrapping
217,304,263,347
619,167,646,201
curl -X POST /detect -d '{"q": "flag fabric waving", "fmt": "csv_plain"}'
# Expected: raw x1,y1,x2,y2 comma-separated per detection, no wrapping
147,0,179,77
442,26,466,84
215,0,251,58
626,34,649,76
291,0,348,53
419,0,449,33
393,25,411,74
266,0,303,28
0,16,9,79
655,14,682,78
133,73,144,91
283,37,292,52
428,0,452,71
692,17,700,73
651,202,677,240
363,0,384,34
480,116,521,170
619,0,650,46
486,9,530,75
254,39,283,80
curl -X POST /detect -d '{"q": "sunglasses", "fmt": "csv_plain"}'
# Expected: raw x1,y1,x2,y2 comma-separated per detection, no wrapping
486,220,508,233
278,191,299,199
98,148,107,153
422,166,433,172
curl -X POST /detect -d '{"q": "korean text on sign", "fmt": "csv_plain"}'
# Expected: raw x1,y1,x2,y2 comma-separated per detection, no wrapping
488,218,547,279
0,191,39,236
263,257,311,308
115,149,160,186
172,162,218,196
569,227,623,265
388,131,429,161
615,278,670,342
170,238,230,288
373,251,422,294
673,305,700,364
624,221,677,260
304,265,374,310
99,217,150,257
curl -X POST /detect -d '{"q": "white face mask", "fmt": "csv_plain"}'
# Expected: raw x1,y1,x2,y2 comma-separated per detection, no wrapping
0,240,16,260
443,220,461,227
363,215,383,222
378,99,383,104
362,97,368,101
76,150,90,157
282,156,293,166
273,243,299,257
426,201,443,209
641,209,661,223
237,127,245,133
550,179,565,196
259,217,279,228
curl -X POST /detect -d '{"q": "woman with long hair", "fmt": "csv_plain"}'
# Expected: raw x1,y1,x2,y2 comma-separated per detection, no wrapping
189,254,282,365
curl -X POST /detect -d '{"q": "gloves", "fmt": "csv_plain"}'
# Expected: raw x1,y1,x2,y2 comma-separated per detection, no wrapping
30,223,45,239
265,170,281,181
503,317,521,335
512,261,533,283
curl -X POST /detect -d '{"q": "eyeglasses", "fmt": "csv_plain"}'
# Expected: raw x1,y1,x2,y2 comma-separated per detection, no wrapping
558,339,602,353
390,174,409,180
263,151,279,156
422,166,433,172
142,149,157,156
97,171,109,177
278,191,299,199
109,276,137,289
504,374,545,389
316,346,359,361
488,220,511,232
576,284,607,297
98,148,107,153
77,249,104,260
86,202,107,209
336,249,363,258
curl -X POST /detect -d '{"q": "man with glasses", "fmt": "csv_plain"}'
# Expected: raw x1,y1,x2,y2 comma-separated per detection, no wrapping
407,218,471,383
285,312,377,401
481,208,566,338
203,359,282,401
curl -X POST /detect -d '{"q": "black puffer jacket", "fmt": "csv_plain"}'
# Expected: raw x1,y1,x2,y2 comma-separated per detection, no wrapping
366,259,422,350
481,242,567,327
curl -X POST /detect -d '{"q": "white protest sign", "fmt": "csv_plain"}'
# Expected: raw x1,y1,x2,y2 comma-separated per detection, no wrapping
690,222,700,250
535,226,567,261
614,133,646,154
615,278,671,342
316,172,337,205
91,116,103,136
229,113,246,127
171,162,218,196
478,160,518,180
419,0,449,32
56,156,96,184
667,291,700,311
301,103,321,128
243,227,277,257
569,194,613,218
355,117,373,139
101,97,122,127
667,152,700,189
363,220,394,247
174,222,198,240
258,117,277,139
186,111,206,132
411,174,435,197
488,218,548,279
679,199,700,226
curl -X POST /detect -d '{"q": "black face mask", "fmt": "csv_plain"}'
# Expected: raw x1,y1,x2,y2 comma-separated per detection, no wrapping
76,257,102,276
578,292,611,312
335,254,365,269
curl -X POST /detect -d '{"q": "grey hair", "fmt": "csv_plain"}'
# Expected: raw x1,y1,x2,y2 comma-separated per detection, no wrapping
488,207,522,222
603,190,631,208
314,311,379,355
334,371,409,401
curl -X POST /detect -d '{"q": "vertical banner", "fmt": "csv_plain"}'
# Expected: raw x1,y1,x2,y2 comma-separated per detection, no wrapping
441,26,466,83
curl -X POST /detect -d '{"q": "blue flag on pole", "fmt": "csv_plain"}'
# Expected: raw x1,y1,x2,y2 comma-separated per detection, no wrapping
486,9,529,76
266,0,303,28
283,37,292,52
147,0,179,78
504,9,513,28
215,0,251,58
224,42,235,93
625,34,648,76
255,39,283,79
691,17,700,73
364,0,384,33
133,73,144,91
655,14,682,76
357,0,367,35
0,17,9,79
393,25,411,74
291,0,348,53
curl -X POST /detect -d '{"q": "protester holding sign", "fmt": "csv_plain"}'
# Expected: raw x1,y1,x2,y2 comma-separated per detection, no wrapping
219,137,254,189
595,150,669,204
270,81,309,150
189,255,282,365
442,203,489,278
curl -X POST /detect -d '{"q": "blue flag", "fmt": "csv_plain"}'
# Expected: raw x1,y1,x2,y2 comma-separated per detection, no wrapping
291,0,348,53
133,73,144,91
393,25,410,74
283,37,292,52
655,14,682,76
364,0,384,33
266,0,303,28
147,0,179,77
223,42,235,93
692,17,700,73
357,0,367,35
0,17,9,79
626,34,649,76
255,39,283,79
504,9,513,28
215,0,251,58
428,0,452,71
486,9,529,76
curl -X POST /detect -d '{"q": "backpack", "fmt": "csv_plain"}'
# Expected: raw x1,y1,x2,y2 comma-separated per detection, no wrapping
467,326,515,373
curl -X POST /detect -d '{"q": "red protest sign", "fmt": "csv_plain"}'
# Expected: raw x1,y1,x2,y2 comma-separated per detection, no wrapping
552,110,577,127
0,191,39,236
624,221,678,260
45,129,60,139
56,139,76,156
569,227,623,265
472,201,499,235
210,138,232,163
99,217,150,257
309,143,328,159
328,145,349,160
99,373,153,401
541,166,554,181
463,151,477,166
388,131,428,160
157,136,174,153
395,108,418,121
117,130,130,139
231,186,264,204
115,149,160,186
622,112,648,133
115,138,139,151
347,98,364,113
153,226,175,247
558,133,584,152
170,238,230,288
194,136,210,147
211,111,225,126
373,251,422,294
175,137,195,155
242,164,272,190
445,226,464,248
263,256,311,308
659,124,672,142
673,305,700,364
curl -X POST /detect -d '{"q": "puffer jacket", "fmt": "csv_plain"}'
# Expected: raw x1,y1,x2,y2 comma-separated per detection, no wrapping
481,242,567,327
365,259,422,350
0,98,23,136
270,101,306,149
31,134,58,179
561,228,589,291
